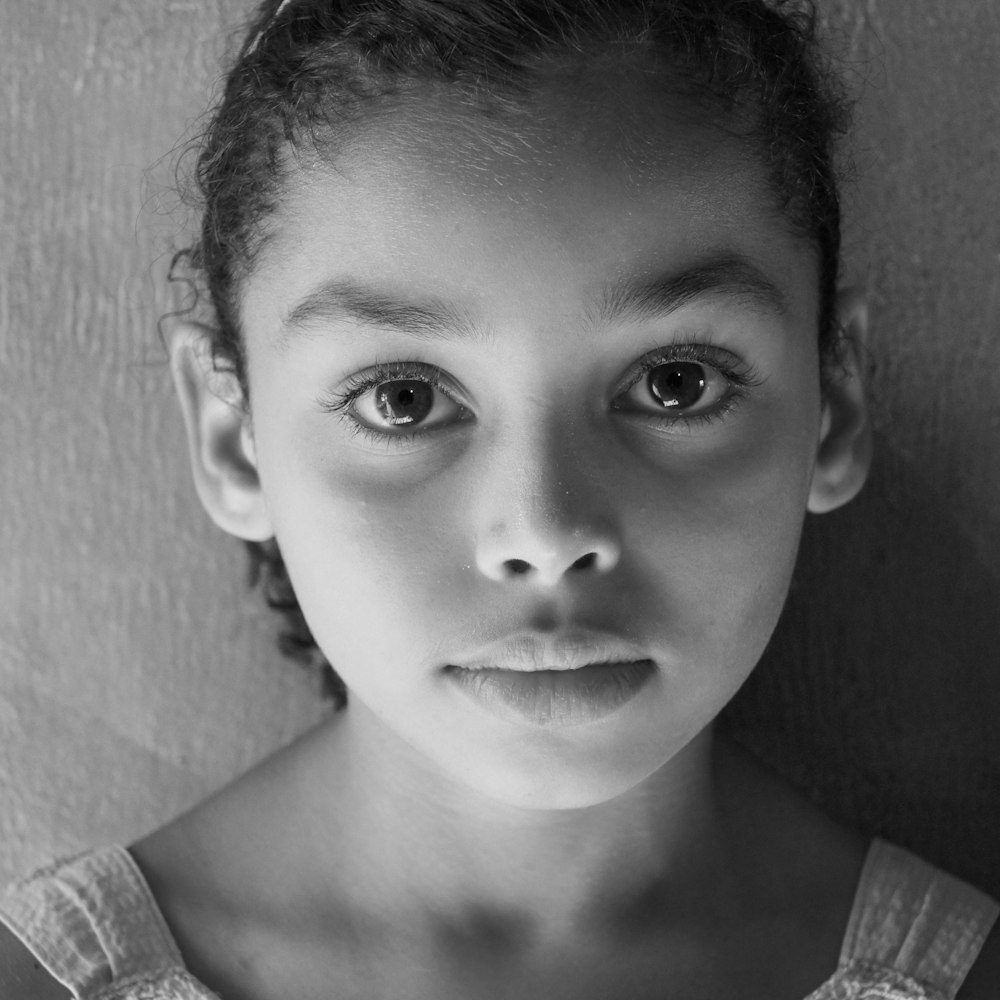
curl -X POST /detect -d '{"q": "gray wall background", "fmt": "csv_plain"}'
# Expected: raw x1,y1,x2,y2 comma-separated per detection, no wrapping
1,2,998,893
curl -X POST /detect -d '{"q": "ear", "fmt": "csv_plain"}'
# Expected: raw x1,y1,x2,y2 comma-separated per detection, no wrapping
169,323,274,541
807,288,873,514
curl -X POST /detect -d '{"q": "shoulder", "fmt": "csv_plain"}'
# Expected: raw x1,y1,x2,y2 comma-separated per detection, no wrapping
718,736,869,907
845,841,1000,1000
956,920,1000,1000
0,920,71,1000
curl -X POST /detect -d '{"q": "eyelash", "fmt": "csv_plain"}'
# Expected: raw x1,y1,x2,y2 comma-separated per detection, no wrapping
318,360,462,445
318,343,764,444
611,341,764,428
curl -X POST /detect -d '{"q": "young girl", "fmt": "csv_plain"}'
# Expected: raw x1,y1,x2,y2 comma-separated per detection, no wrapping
1,0,997,997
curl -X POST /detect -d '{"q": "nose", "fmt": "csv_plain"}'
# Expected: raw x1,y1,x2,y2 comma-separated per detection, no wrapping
473,430,622,587
476,532,620,585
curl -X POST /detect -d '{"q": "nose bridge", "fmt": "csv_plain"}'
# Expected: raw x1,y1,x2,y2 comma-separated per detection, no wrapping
473,412,621,585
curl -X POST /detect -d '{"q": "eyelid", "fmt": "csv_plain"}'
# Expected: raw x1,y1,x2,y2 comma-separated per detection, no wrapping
317,359,474,447
318,360,468,415
611,342,762,399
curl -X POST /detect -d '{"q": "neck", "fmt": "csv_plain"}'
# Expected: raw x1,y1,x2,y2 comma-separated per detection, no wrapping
285,704,736,943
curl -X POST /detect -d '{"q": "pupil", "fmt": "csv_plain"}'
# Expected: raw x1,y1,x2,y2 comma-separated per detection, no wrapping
376,380,433,425
647,362,706,409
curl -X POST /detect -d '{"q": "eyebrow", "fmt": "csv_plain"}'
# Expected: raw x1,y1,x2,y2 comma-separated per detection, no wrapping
279,252,786,346
594,254,788,326
281,278,487,346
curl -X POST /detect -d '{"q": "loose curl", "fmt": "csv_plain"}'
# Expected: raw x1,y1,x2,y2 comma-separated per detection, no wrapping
173,0,853,703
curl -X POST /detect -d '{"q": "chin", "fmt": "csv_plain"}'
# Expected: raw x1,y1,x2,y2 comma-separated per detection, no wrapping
443,729,694,813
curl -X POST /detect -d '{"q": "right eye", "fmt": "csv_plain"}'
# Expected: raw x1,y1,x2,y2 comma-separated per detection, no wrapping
320,362,473,441
353,377,466,432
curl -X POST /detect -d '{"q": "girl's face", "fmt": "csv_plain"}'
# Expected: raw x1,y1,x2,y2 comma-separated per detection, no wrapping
223,74,851,809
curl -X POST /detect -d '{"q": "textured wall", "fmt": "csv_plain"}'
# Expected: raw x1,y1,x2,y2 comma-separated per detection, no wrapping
726,0,1000,893
0,0,329,882
1,1,998,893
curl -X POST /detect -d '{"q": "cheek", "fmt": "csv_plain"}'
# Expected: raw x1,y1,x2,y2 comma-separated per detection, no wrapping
257,427,475,681
622,283,821,594
620,395,820,659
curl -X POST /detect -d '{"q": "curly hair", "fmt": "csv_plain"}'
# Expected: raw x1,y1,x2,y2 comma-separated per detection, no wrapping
173,0,852,703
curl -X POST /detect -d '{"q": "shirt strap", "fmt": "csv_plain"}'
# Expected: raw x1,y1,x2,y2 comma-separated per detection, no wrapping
0,846,185,997
840,838,999,999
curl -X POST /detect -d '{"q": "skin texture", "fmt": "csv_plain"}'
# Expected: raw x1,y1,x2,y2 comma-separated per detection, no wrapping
4,54,998,1000
231,93,842,811
142,69,889,999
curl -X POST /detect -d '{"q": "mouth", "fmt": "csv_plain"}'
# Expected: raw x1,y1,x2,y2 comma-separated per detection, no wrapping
449,631,650,673
443,632,657,727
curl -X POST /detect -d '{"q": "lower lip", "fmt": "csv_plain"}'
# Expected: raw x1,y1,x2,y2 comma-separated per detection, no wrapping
444,660,657,727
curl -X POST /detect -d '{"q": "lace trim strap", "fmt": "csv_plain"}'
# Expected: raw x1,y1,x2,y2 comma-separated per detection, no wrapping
839,839,999,999
0,847,185,997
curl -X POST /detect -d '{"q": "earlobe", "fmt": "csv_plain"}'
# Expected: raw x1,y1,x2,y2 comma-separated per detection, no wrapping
807,288,873,515
169,323,274,542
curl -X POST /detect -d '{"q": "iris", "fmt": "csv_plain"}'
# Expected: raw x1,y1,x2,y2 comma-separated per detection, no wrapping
376,380,435,425
647,362,707,409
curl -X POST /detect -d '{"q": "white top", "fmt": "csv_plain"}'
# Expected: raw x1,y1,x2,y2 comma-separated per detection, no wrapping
1,838,996,999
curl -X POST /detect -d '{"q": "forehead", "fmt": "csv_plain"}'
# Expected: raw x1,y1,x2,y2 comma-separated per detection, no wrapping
242,62,815,342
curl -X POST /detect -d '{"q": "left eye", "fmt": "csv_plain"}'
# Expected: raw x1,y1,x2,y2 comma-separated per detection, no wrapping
352,378,465,432
614,361,729,417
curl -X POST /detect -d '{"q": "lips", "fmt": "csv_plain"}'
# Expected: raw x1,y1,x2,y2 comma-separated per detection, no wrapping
448,630,652,673
444,631,657,726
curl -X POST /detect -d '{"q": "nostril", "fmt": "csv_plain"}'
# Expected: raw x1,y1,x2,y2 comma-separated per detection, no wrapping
504,559,533,576
499,553,600,579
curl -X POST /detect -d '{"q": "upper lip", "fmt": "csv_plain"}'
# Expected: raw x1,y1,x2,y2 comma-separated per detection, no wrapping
449,631,651,672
